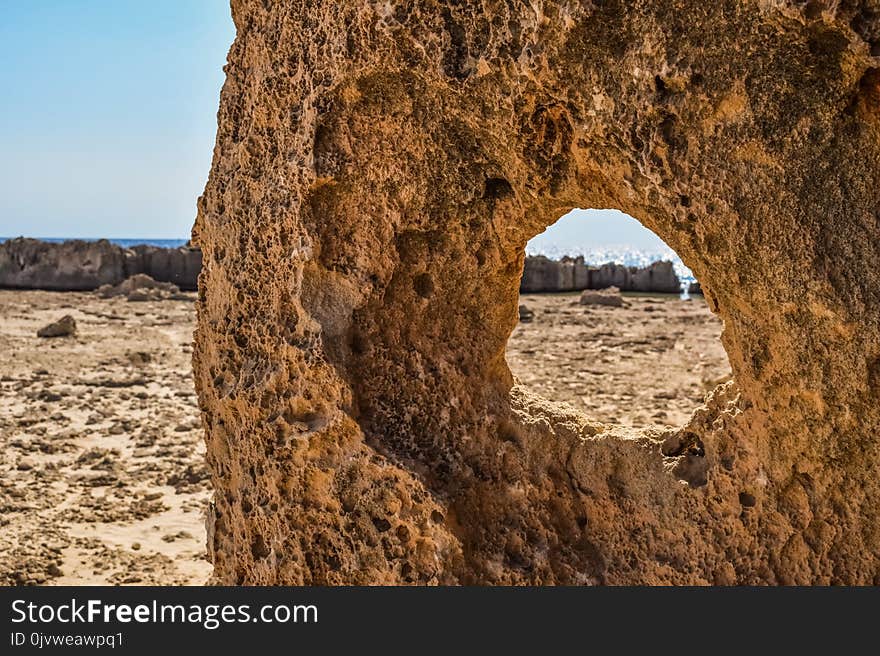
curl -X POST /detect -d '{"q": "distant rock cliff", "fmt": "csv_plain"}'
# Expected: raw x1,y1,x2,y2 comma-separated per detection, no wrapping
125,244,202,291
0,238,201,291
520,255,681,293
0,239,127,291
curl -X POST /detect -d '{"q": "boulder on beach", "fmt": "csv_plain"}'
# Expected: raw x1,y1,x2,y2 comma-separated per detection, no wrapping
0,238,126,291
579,287,624,307
37,315,77,338
518,304,535,322
634,261,681,293
96,274,182,302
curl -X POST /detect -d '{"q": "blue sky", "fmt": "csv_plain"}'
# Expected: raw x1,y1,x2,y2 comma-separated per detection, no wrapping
0,2,666,250
0,1,234,239
530,209,667,252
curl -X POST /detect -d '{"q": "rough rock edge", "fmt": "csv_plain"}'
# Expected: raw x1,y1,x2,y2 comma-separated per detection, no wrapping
194,1,880,585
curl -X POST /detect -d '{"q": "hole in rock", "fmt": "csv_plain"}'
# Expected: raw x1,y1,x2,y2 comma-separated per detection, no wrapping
507,209,732,428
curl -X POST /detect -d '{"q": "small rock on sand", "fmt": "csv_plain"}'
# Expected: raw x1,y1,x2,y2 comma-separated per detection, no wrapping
96,274,181,302
36,315,77,338
579,287,624,307
519,304,535,322
126,351,153,366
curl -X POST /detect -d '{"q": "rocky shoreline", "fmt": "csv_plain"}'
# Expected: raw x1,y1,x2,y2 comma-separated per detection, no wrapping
521,255,701,294
0,238,201,291
1,241,701,296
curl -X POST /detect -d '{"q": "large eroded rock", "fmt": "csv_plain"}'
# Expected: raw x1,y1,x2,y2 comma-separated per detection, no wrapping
0,238,126,291
193,1,880,585
0,239,202,291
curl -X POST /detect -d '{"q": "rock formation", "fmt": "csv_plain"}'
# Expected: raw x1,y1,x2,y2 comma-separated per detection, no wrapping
36,315,76,338
592,260,681,293
579,287,625,307
520,255,591,292
193,1,880,585
518,304,534,323
125,245,202,291
0,239,127,291
0,238,202,291
520,256,682,293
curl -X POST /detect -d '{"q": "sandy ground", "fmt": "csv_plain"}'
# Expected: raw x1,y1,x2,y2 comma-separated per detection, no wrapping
509,293,731,427
0,290,211,586
0,289,729,585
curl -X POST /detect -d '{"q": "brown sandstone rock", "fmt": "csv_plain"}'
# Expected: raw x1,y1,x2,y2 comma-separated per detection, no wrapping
579,287,624,307
193,1,880,585
37,315,76,339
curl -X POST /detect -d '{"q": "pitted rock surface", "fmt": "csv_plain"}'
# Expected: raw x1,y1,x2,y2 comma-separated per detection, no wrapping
193,1,880,584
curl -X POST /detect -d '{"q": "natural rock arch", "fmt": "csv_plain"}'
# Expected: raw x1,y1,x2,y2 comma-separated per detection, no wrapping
193,1,880,584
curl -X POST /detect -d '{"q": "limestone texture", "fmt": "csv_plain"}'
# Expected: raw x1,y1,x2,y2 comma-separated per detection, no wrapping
193,1,880,585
